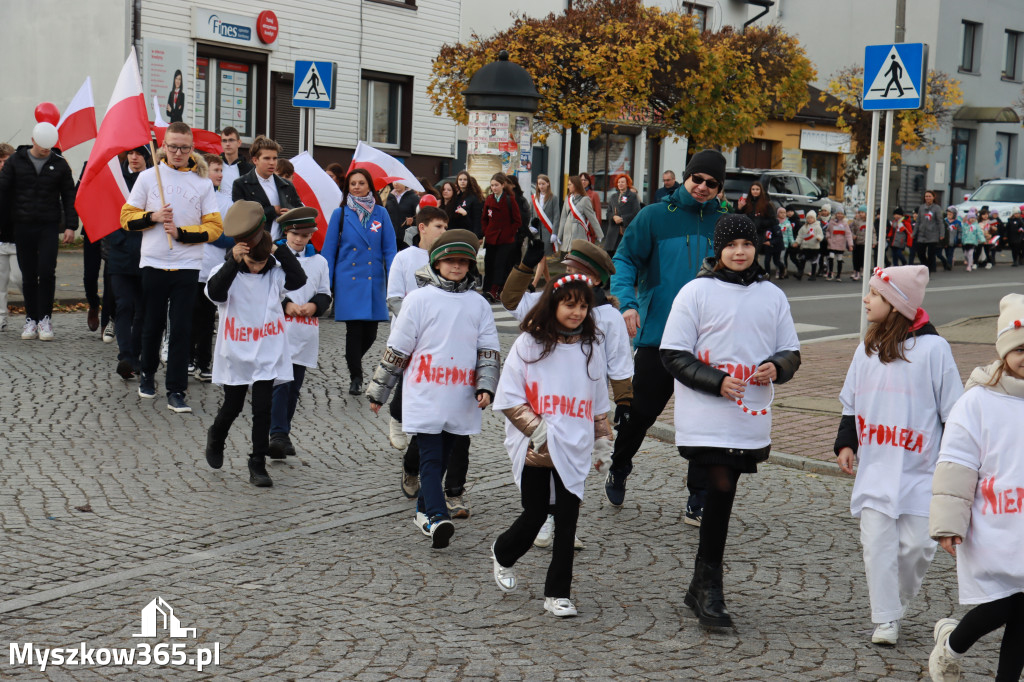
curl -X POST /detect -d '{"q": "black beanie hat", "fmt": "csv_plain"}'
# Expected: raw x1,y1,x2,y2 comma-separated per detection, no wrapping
713,213,759,257
683,149,727,186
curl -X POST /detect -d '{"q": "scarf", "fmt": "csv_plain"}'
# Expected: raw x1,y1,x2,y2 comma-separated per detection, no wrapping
965,360,1024,398
347,193,377,225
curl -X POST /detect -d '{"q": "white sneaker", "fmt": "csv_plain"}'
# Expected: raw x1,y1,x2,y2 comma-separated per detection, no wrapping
928,618,962,681
414,511,430,536
986,263,993,269
871,620,900,645
389,417,408,450
102,323,115,343
544,596,578,617
21,319,37,340
491,541,517,592
574,533,584,550
37,316,54,341
534,515,554,548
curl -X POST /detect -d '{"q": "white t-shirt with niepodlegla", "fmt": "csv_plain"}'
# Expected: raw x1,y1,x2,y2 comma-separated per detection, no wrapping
206,262,293,387
389,285,500,435
512,292,633,381
126,163,220,271
839,334,963,519
386,246,429,303
661,277,800,450
938,386,1024,604
492,334,611,501
283,253,331,368
199,191,233,283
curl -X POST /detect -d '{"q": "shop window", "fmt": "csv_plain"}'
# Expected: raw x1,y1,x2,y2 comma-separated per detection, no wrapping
359,72,411,150
1004,30,1022,81
681,2,708,31
586,133,635,215
961,21,981,73
196,56,257,138
802,153,837,196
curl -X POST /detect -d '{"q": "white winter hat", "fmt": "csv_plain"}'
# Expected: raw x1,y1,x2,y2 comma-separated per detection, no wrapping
996,293,1024,360
31,122,58,150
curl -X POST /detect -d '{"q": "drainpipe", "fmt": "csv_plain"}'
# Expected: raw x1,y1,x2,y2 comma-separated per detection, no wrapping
133,0,142,53
743,0,775,32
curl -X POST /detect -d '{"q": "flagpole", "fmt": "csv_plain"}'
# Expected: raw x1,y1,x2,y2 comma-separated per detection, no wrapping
149,140,174,250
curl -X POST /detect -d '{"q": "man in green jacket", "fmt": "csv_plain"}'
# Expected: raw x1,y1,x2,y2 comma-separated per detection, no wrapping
606,149,728,524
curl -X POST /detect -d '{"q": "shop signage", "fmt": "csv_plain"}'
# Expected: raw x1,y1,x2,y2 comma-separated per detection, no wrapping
257,11,278,44
799,130,851,154
193,8,275,49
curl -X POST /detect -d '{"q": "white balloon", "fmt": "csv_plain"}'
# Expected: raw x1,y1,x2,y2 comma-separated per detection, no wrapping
31,122,59,150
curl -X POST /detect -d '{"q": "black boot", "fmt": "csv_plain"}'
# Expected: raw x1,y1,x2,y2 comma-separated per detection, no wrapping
268,433,295,459
205,425,225,469
684,560,733,628
349,374,363,395
248,456,273,487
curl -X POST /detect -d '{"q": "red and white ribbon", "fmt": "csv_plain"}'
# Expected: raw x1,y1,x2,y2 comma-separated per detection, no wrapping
567,194,596,242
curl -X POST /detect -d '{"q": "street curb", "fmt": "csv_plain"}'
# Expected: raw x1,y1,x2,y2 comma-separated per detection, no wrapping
646,419,845,478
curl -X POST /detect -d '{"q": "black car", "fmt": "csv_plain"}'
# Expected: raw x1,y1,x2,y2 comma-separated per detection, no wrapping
724,169,834,215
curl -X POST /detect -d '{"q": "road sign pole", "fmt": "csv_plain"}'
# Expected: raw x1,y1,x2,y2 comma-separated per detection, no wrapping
859,110,881,339
310,109,315,156
298,109,306,154
876,110,895,273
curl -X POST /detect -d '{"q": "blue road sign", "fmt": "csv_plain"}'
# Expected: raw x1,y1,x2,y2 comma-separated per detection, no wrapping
862,43,928,111
293,60,336,109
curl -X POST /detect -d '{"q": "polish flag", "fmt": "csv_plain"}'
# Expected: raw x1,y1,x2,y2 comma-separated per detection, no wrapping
75,48,151,241
290,152,342,251
151,96,223,154
57,77,98,151
347,141,424,192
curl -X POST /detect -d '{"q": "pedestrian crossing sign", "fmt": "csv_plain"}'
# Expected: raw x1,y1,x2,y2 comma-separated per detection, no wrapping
292,60,336,109
862,43,927,111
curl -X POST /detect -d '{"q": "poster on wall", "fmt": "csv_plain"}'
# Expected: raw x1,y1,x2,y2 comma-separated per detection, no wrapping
144,38,190,125
467,111,531,191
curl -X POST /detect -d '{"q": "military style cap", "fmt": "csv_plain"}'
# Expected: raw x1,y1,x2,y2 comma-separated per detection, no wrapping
223,200,267,245
279,206,319,235
429,229,479,266
561,239,615,285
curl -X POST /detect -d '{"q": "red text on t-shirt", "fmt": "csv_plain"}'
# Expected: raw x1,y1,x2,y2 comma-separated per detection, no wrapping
224,317,284,342
525,381,593,421
980,476,1024,515
857,415,924,453
412,353,476,386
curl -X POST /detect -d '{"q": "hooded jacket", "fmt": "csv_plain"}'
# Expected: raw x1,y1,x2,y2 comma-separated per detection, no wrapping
0,145,77,238
610,184,725,348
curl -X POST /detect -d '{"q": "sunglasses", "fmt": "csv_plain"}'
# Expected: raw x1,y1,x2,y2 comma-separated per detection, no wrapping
689,175,720,190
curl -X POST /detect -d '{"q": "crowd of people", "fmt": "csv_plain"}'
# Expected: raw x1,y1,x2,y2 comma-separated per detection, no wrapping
1,124,1020,680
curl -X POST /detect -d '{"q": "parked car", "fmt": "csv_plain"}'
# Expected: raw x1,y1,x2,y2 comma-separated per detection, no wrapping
724,168,834,215
954,178,1024,220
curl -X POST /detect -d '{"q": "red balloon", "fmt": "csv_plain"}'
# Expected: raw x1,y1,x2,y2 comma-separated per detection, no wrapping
418,194,439,208
34,102,60,125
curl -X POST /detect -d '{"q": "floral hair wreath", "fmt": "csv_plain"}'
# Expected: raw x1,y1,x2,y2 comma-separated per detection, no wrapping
872,267,909,302
553,273,593,289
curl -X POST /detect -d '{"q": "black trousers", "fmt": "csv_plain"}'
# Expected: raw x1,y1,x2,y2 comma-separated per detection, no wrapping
211,380,274,459
609,346,707,507
948,592,1024,681
190,282,217,371
83,232,102,309
344,320,378,379
389,373,404,420
14,227,59,322
140,268,198,394
101,270,115,329
494,466,580,598
852,244,865,273
483,243,515,293
110,274,144,368
403,433,471,496
915,242,940,272
792,250,818,277
761,247,783,277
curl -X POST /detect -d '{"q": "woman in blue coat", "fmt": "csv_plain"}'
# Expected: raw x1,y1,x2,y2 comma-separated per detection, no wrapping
322,167,397,394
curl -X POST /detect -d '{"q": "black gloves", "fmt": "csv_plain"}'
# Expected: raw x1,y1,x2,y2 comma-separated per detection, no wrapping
522,221,546,268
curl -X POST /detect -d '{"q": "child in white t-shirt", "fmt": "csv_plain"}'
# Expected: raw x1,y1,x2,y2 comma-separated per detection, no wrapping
834,265,963,646
490,273,613,618
268,207,333,460
926,293,1024,682
367,229,500,549
660,214,801,629
204,201,308,488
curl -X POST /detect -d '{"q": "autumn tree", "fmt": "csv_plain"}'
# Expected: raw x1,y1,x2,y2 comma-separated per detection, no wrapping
429,0,814,167
822,66,964,181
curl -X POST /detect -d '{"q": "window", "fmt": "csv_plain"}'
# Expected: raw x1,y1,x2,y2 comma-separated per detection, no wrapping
195,56,258,138
961,21,980,73
995,132,1016,178
768,176,798,196
796,175,824,198
681,2,709,31
359,72,411,149
586,133,636,215
1004,30,1022,81
950,128,972,192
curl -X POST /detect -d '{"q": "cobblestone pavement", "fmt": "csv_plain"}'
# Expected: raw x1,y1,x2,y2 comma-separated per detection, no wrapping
1,312,1001,680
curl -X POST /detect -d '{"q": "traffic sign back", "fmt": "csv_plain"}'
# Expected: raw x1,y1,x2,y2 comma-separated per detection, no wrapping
862,43,928,111
293,60,336,109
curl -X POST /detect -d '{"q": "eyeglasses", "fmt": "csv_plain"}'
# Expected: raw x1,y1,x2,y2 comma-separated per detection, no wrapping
166,144,193,154
689,174,720,190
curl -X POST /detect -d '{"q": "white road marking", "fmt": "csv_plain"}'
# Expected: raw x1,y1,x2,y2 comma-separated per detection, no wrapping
794,323,837,334
787,282,1024,303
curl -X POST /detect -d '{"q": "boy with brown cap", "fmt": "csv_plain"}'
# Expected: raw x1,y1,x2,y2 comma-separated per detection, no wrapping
204,200,307,487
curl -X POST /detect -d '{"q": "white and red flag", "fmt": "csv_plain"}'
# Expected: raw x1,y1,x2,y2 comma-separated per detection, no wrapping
57,77,98,151
75,48,151,241
347,141,423,192
290,152,342,251
151,96,223,154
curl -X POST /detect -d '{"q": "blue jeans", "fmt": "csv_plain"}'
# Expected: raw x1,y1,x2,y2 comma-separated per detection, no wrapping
270,364,307,435
890,246,907,266
416,431,456,520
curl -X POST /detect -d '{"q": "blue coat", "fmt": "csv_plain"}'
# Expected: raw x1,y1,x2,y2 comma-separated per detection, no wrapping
322,204,397,321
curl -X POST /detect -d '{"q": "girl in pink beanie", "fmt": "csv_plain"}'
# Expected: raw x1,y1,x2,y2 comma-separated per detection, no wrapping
833,264,964,646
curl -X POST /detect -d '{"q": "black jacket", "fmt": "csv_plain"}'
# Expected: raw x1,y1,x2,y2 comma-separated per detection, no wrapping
449,192,483,237
166,88,185,123
231,170,302,233
385,190,420,248
0,145,77,239
206,246,307,303
103,159,149,275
